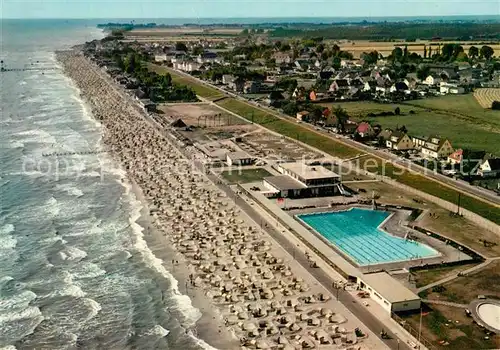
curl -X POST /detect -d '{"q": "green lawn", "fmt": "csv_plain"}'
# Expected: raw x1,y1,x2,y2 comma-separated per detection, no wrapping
221,168,272,183
322,98,500,155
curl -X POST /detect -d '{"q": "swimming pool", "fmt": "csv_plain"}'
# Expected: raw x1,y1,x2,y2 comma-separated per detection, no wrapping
298,208,439,266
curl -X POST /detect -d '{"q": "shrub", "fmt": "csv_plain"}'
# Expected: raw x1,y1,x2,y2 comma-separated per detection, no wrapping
491,100,500,110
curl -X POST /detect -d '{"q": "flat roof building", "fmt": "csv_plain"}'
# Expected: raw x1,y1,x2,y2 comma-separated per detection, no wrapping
226,151,254,166
358,272,421,313
263,162,343,198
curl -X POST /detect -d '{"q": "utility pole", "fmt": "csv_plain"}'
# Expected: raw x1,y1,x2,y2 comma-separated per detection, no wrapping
457,192,461,216
418,307,422,348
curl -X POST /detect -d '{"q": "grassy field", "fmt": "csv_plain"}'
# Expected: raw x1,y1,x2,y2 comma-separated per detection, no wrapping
221,168,272,183
412,264,479,288
403,304,499,349
323,97,500,155
152,68,500,225
474,88,500,109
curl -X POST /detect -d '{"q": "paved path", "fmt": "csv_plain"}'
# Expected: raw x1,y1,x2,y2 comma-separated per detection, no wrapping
421,299,468,309
417,257,500,293
166,66,500,208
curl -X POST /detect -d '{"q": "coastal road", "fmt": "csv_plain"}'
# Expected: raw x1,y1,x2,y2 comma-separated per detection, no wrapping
167,67,500,208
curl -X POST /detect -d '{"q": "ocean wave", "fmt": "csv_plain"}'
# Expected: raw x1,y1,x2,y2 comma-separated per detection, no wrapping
55,183,84,197
0,306,43,323
0,224,17,250
141,325,170,338
123,185,203,329
0,290,37,312
56,246,87,262
45,284,85,299
81,298,101,321
14,129,57,145
71,262,106,280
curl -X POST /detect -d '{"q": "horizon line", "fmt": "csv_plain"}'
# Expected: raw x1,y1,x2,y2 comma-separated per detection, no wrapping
2,14,499,20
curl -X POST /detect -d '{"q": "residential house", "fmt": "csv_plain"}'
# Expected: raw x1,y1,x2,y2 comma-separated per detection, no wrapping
197,51,219,64
363,80,377,92
390,81,409,94
448,149,486,165
222,74,235,85
244,80,262,94
344,122,359,134
421,137,454,159
154,54,168,63
478,158,500,177
375,76,392,94
439,82,465,94
378,128,393,142
424,74,441,86
411,136,427,149
356,122,375,138
386,131,413,150
229,77,246,93
226,151,254,166
272,52,292,64
174,61,201,72
296,111,310,122
294,59,311,71
329,79,350,94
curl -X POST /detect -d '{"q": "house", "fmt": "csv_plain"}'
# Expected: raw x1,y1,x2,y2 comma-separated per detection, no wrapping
263,162,341,198
412,136,427,149
329,79,349,93
424,74,441,86
296,111,310,122
174,61,201,72
386,131,413,150
377,128,393,142
478,158,500,177
197,51,219,64
294,59,310,71
229,77,246,93
272,52,292,64
356,122,375,138
267,91,285,106
222,74,235,85
154,54,168,63
363,80,377,92
390,81,409,94
439,82,465,94
244,80,262,94
447,149,486,165
421,137,454,159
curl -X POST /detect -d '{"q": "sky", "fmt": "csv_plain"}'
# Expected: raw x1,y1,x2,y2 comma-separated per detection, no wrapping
2,0,499,19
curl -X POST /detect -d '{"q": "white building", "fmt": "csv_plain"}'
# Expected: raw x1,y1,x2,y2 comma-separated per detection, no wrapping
226,151,254,166
174,61,201,72
154,54,168,63
439,82,465,94
478,158,500,177
263,162,342,198
358,272,421,313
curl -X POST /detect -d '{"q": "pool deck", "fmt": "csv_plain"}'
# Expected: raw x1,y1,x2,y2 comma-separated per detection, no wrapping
240,182,473,275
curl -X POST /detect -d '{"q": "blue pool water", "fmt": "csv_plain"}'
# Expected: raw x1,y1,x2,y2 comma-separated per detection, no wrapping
298,208,439,266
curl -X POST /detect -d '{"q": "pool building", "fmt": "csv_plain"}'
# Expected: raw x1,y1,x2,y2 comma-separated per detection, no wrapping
263,162,344,198
297,208,439,266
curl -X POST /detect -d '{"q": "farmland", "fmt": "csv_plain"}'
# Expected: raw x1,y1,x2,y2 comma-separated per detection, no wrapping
474,88,500,109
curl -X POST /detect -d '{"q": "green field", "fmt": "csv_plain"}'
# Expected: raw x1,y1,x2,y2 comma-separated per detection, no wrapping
151,68,500,224
322,97,500,155
221,168,272,183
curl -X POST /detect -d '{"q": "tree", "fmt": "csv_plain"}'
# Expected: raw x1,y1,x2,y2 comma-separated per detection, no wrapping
456,52,468,62
192,46,204,56
332,56,341,69
392,47,404,61
175,42,188,52
441,43,455,59
394,107,401,115
468,46,479,59
332,106,349,132
417,66,430,80
280,43,291,52
361,51,379,65
316,43,325,53
492,101,500,110
480,45,494,60
423,45,427,59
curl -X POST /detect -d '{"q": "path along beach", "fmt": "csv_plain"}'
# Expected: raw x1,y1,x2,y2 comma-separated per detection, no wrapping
56,50,383,350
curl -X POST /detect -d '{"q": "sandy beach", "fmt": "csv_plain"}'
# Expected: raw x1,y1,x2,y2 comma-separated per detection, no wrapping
56,50,383,350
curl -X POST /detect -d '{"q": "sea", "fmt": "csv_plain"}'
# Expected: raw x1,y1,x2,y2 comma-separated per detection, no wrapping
0,20,214,350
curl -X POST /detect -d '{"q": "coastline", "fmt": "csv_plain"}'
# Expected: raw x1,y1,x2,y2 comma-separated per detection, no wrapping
55,49,383,350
